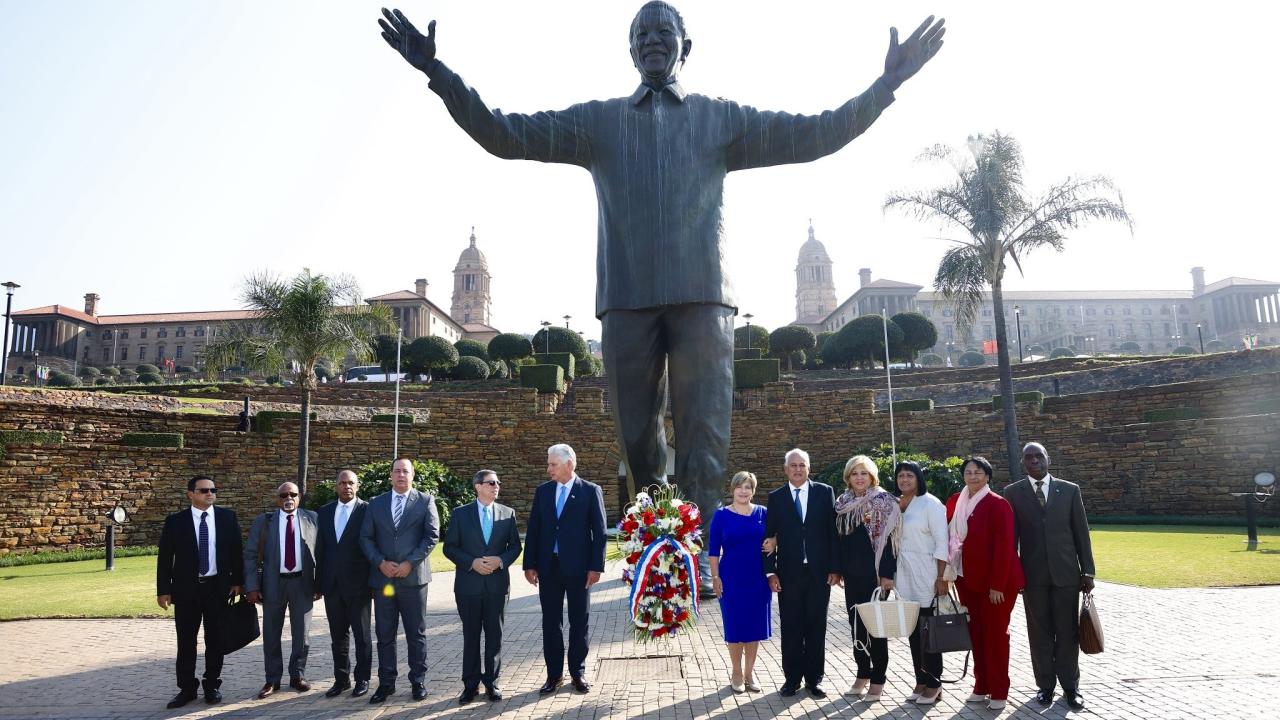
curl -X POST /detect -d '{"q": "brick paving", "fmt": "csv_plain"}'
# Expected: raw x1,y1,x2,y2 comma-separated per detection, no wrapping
1,564,1276,719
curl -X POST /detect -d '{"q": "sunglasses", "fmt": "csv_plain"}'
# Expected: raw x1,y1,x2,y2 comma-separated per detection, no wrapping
278,492,300,499
194,487,218,494
478,480,501,487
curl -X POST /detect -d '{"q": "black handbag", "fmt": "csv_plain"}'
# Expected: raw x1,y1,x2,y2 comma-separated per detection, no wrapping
217,594,260,655
921,591,971,654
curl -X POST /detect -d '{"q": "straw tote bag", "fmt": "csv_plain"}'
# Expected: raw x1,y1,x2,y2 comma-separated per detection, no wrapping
854,588,919,642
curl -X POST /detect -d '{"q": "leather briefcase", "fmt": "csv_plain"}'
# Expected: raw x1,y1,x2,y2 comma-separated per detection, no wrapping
1079,592,1104,654
217,594,261,655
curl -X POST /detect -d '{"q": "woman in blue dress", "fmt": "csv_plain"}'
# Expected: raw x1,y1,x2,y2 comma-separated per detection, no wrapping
708,471,772,693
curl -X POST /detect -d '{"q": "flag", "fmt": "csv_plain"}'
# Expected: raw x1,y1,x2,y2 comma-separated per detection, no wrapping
982,339,997,354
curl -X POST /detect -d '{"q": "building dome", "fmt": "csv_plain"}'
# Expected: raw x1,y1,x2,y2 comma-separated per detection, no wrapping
454,228,488,270
798,220,831,264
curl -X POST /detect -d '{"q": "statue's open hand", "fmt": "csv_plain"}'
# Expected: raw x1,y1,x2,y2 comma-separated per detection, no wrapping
881,16,945,93
379,8,436,73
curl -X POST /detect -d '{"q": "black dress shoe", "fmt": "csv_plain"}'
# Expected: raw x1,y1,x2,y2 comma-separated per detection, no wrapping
289,677,312,692
1035,688,1054,706
325,681,351,698
458,687,479,704
807,684,828,699
571,676,591,693
352,680,370,697
166,691,197,709
486,685,503,701
257,682,280,700
204,688,223,705
539,677,564,694
780,683,799,697
1066,690,1085,710
369,683,395,704
411,681,427,701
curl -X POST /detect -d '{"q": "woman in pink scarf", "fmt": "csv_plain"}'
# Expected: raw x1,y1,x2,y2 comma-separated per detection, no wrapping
944,456,1025,711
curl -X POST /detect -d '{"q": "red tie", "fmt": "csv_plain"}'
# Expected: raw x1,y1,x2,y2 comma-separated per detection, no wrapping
284,513,296,571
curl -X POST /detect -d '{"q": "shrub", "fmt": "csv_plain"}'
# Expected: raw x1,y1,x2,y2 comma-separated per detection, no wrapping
176,365,197,374
135,363,161,375
101,366,121,377
78,366,101,379
521,364,565,393
1205,340,1227,352
121,432,184,448
137,372,164,385
265,375,282,384
918,353,944,367
768,326,816,370
371,414,414,424
454,339,490,362
253,410,318,433
0,429,65,461
891,398,934,412
488,333,534,364
992,391,1045,411
530,326,589,362
1027,344,1047,355
454,356,491,380
815,331,835,357
823,315,904,369
958,351,986,367
95,377,112,385
1049,347,1076,358
734,325,769,354
47,371,82,387
577,355,603,377
405,335,459,379
532,352,575,381
305,458,474,534
734,348,764,360
489,359,510,379
813,443,964,499
891,312,938,365
1172,345,1196,355
1118,341,1142,354
1142,407,1202,422
734,358,780,389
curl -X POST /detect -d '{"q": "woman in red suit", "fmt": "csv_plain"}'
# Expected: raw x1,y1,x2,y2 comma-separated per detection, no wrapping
944,456,1024,711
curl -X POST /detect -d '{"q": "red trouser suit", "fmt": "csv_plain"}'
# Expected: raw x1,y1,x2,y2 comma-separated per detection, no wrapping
947,492,1025,702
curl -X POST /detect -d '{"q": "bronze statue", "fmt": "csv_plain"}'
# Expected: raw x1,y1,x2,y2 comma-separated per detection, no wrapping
377,2,944,586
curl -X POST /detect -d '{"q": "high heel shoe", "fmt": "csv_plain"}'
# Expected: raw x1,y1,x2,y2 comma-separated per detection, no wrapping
966,692,990,703
845,678,868,697
915,687,943,706
863,683,883,702
743,676,761,693
730,673,745,694
908,684,926,702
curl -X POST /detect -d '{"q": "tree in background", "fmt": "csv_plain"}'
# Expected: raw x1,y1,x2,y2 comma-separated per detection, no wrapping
891,312,938,366
886,132,1130,480
768,325,816,371
204,269,392,498
531,325,589,362
488,333,533,366
373,334,402,375
404,335,459,381
454,338,490,362
734,324,769,354
823,314,904,369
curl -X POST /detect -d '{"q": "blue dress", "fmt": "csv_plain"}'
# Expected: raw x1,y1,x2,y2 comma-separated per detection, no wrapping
708,505,772,643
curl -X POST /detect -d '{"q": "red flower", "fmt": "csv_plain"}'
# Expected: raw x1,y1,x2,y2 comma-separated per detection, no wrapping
641,510,655,525
653,626,668,637
662,607,674,624
627,552,641,565
656,506,666,518
621,517,639,533
676,609,689,622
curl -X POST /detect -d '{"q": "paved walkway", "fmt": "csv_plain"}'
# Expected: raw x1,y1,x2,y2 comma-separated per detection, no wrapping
1,563,1276,719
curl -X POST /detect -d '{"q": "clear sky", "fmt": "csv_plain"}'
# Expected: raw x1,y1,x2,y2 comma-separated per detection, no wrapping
2,1,1277,343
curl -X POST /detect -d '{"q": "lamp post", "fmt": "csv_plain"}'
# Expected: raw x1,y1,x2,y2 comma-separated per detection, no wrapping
1013,305,1024,362
1085,336,1095,355
1196,323,1205,354
1,281,18,385
540,321,551,353
563,314,571,329
743,313,754,350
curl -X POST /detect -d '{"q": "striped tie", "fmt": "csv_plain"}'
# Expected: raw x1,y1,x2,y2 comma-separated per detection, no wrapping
392,494,405,527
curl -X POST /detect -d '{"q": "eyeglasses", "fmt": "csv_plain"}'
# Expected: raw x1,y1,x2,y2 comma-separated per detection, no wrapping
278,492,299,499
478,480,501,487
194,487,218,494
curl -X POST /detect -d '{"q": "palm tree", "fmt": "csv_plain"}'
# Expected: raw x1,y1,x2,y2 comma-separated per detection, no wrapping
885,132,1131,481
205,269,393,497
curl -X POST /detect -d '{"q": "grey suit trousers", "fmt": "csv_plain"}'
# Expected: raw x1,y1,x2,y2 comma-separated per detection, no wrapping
262,575,314,683
1023,585,1081,692
374,584,429,684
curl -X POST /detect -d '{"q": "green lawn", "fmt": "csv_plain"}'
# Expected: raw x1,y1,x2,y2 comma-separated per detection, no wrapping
1,544,624,620
1093,525,1280,588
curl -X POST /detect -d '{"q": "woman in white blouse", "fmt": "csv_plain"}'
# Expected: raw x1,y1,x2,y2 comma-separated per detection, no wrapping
893,461,951,706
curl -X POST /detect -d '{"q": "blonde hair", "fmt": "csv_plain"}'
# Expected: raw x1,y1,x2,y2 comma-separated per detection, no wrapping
729,471,758,493
842,455,880,488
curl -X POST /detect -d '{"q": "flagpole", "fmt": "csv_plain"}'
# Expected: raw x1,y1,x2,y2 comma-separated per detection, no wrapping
882,309,897,468
393,328,402,460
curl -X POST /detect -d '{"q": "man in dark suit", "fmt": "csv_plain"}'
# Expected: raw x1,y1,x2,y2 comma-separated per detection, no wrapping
244,481,320,699
1003,442,1096,711
359,457,440,703
315,470,373,698
156,475,244,709
523,443,606,695
764,448,840,698
443,470,523,704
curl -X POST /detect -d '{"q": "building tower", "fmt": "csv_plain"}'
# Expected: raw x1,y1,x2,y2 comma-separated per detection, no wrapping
795,220,837,327
451,227,491,326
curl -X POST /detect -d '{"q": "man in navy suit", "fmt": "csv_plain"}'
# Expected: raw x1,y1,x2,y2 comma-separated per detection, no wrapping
156,475,243,709
764,448,840,698
315,470,373,699
523,444,606,695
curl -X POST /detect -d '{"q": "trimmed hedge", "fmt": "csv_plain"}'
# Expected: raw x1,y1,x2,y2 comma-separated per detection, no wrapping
371,414,415,424
734,347,765,360
121,432,184,448
734,358,780,389
253,411,318,433
992,391,1045,411
521,364,565,394
0,429,65,461
891,398,934,412
532,352,575,381
1142,407,1203,423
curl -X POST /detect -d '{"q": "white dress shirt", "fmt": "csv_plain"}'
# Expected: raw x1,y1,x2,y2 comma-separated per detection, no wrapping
1033,474,1053,503
190,505,217,577
334,497,357,541
789,480,811,522
277,509,304,573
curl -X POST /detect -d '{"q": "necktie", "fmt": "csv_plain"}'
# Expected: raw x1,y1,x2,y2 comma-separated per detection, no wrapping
284,513,297,571
555,483,569,518
335,503,349,541
393,494,405,527
481,505,492,544
1035,480,1046,509
198,511,210,577
794,488,804,522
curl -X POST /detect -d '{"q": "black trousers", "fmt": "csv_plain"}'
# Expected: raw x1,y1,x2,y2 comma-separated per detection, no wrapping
844,576,889,684
538,555,590,680
778,565,832,687
908,606,945,688
173,580,225,692
1023,585,1082,692
457,591,506,690
325,592,372,683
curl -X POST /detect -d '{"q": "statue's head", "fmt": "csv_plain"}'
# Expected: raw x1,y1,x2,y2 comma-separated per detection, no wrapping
629,1,691,85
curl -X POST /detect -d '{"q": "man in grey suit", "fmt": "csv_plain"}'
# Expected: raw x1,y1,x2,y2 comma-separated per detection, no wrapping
443,470,522,704
315,470,373,699
244,481,320,699
359,457,440,704
1003,442,1096,712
